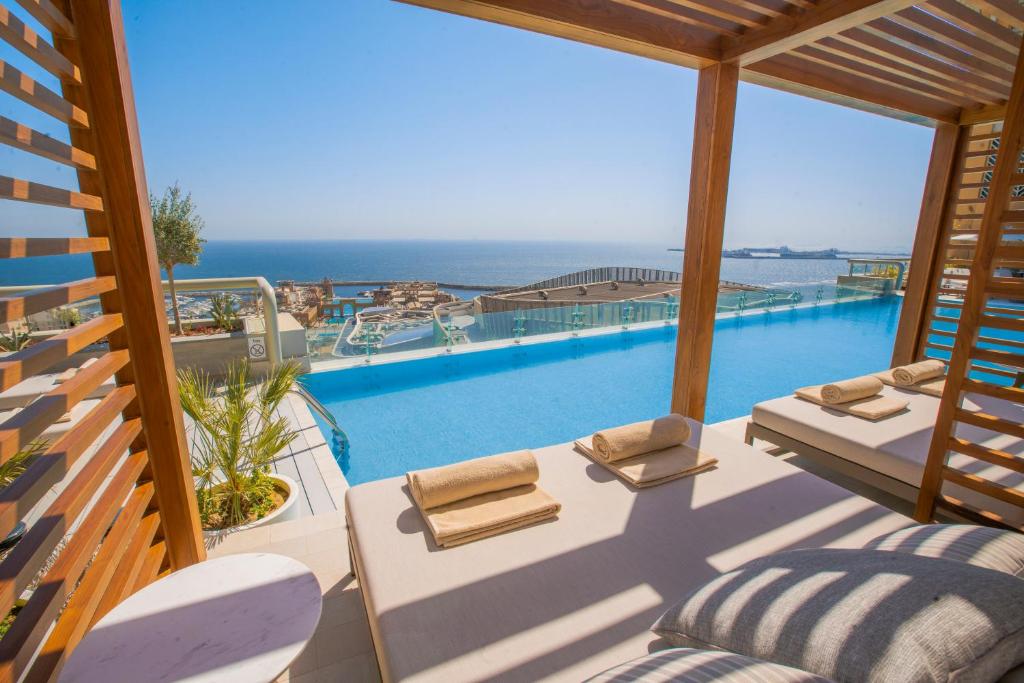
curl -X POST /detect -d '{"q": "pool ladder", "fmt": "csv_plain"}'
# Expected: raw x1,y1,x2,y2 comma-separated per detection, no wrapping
290,385,350,455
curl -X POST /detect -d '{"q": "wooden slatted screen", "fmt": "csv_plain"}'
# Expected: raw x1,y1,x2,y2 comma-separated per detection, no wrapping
915,43,1024,530
0,1,204,680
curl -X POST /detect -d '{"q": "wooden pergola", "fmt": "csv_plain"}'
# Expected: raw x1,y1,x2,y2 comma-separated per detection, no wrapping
0,0,1021,677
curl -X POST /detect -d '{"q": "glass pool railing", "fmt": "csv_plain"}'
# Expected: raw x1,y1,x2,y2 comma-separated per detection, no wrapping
306,281,889,362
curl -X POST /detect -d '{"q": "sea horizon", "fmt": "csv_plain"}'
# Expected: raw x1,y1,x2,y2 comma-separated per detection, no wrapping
0,238,910,290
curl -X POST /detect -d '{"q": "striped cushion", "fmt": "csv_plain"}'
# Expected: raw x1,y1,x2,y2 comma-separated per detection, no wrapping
586,649,831,682
864,524,1024,577
652,549,1024,682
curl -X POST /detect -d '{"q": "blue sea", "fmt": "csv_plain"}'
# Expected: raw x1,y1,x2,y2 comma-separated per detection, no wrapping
0,240,906,291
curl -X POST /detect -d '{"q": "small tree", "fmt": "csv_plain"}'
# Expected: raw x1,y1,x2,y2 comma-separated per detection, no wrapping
151,184,205,335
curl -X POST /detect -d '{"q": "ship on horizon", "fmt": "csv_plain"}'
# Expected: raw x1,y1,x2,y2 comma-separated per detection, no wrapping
721,245,840,259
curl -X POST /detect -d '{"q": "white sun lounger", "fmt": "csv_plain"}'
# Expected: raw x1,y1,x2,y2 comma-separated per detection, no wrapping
747,385,1024,526
345,420,910,682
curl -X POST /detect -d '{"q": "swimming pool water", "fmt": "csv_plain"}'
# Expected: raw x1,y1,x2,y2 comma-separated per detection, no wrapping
303,296,902,485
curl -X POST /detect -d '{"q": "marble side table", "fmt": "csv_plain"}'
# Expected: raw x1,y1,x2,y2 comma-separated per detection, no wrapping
60,553,322,683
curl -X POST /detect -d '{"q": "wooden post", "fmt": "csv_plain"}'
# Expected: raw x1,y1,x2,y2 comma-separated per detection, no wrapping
891,122,962,367
671,62,739,420
915,44,1024,524
67,0,205,567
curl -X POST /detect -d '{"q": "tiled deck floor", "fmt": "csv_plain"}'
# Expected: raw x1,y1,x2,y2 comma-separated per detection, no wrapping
207,510,380,683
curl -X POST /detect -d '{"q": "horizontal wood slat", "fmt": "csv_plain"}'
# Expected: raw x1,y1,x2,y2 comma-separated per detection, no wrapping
0,60,87,127
29,484,155,683
0,313,121,392
0,3,80,82
0,419,140,624
970,345,1024,369
955,408,1024,440
942,466,1024,507
89,511,160,628
0,451,148,682
0,116,96,169
961,377,1024,401
0,386,135,540
13,0,73,37
0,276,115,323
0,349,128,463
980,314,1024,332
0,176,103,212
132,539,166,594
948,436,1024,474
0,236,108,261
935,493,1022,530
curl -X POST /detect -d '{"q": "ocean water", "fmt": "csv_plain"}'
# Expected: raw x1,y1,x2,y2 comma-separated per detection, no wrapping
0,239,904,289
305,296,902,485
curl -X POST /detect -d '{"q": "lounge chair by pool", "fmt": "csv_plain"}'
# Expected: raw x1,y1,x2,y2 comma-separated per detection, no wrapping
746,386,1024,526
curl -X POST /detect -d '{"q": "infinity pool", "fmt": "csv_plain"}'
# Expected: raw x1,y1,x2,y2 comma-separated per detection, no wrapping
303,296,901,485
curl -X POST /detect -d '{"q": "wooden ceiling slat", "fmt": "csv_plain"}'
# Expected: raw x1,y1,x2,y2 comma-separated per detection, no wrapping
724,0,786,19
838,27,1010,101
0,175,103,211
922,0,1021,55
959,0,1024,32
818,35,1002,105
660,0,767,28
746,51,961,123
722,0,917,65
791,43,976,107
864,17,1014,88
614,0,744,36
398,0,720,67
890,7,1018,72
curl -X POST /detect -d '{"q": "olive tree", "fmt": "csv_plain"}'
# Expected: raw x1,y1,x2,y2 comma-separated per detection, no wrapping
151,184,205,335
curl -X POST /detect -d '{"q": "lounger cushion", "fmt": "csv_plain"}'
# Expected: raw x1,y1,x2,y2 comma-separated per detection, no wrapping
653,548,1024,683
750,388,1024,526
864,524,1024,577
586,648,831,682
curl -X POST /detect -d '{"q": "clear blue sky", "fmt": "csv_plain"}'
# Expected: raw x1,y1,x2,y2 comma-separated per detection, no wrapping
3,1,935,250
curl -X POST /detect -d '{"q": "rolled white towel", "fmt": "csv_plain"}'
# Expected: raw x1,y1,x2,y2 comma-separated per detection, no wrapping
892,359,945,386
820,376,884,405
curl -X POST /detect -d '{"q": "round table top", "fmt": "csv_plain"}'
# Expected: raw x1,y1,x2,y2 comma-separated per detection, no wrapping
59,553,322,683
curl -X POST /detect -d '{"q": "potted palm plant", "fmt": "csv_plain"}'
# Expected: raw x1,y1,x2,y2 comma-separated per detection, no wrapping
178,359,303,535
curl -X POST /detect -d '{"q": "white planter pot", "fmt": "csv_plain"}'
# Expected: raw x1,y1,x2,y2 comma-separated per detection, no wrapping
201,474,300,539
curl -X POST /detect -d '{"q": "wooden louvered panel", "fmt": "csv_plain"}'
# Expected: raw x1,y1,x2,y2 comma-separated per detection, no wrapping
0,386,135,539
0,420,140,621
0,349,128,462
0,2,204,679
0,452,149,681
915,43,1024,528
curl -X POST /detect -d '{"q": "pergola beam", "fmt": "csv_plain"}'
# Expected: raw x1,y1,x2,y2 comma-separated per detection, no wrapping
721,0,917,66
671,62,738,420
891,123,962,367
